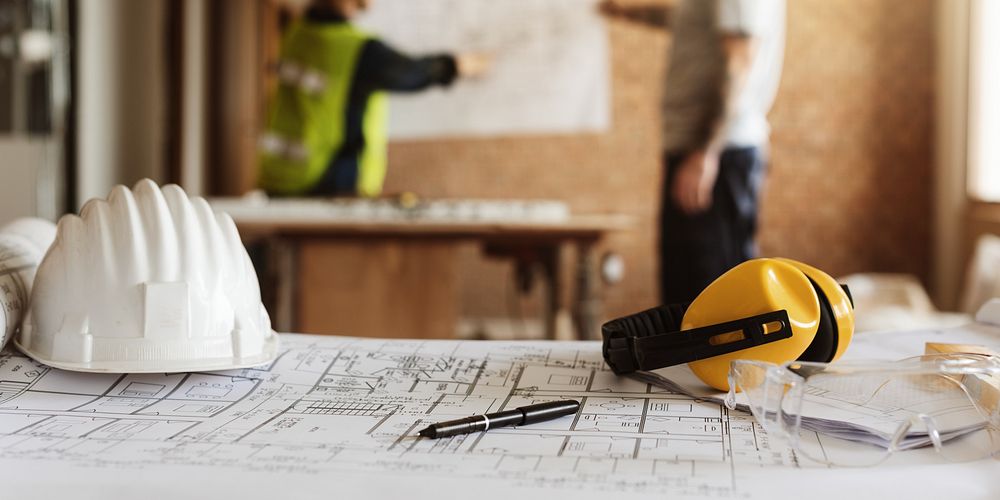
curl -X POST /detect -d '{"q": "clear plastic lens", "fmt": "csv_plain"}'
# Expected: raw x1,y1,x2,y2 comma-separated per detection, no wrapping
729,361,800,440
939,425,1000,462
730,355,1000,466
729,362,768,418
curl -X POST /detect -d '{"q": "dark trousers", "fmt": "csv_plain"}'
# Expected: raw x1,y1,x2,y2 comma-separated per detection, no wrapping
660,146,765,305
309,154,360,196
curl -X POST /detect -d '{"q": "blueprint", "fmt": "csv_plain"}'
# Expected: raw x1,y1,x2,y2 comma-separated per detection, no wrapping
0,334,996,499
0,237,35,349
210,196,570,224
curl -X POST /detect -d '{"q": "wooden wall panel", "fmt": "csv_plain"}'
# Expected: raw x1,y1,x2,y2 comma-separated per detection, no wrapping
760,0,935,282
297,240,461,338
209,0,266,196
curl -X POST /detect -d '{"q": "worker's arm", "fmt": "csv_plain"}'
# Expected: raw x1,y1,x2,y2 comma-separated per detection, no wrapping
671,34,757,214
598,0,672,30
354,39,458,92
355,40,489,93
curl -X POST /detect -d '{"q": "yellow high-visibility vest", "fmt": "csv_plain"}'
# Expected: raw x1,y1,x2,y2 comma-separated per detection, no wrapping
259,22,388,197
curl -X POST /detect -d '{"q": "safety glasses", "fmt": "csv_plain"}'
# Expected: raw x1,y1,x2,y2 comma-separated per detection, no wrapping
726,353,1000,466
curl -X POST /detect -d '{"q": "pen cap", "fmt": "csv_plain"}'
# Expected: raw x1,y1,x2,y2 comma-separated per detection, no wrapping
520,400,580,424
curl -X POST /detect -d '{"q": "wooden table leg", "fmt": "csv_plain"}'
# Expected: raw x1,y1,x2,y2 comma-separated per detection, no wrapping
541,245,561,340
574,241,602,340
484,242,571,340
268,237,297,332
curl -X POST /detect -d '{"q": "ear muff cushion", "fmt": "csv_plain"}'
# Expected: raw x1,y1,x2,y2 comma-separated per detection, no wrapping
796,277,837,363
775,258,854,361
682,259,821,391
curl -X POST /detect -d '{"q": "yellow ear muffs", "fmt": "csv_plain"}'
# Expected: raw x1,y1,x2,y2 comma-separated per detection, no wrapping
601,258,855,391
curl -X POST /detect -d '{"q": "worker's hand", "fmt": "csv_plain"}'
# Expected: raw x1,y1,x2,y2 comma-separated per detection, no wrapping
598,0,622,17
671,149,720,214
456,53,492,79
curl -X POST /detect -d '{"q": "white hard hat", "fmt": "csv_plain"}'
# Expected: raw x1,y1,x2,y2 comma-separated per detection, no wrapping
16,179,279,373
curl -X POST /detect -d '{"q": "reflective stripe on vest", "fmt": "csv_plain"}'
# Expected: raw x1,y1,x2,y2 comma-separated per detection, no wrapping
276,61,329,95
258,22,388,197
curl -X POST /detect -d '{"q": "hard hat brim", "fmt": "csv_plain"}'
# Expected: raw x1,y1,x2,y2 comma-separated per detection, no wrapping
13,332,280,373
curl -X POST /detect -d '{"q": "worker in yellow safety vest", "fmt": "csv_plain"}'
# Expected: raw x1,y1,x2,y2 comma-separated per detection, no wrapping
260,0,488,197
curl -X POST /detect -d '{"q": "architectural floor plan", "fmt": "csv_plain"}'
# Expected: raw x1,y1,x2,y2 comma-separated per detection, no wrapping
0,334,995,499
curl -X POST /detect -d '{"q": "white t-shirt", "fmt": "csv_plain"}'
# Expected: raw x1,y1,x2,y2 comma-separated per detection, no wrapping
661,0,786,151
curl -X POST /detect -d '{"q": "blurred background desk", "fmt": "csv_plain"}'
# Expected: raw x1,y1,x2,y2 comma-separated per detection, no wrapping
214,198,632,340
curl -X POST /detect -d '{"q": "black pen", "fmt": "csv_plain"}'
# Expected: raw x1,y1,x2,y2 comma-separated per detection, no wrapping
417,400,581,439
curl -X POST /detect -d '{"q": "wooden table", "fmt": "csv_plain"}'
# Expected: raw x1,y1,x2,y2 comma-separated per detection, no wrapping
223,210,632,340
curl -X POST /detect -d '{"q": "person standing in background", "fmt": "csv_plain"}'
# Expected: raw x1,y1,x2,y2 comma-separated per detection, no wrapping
600,0,786,304
260,0,489,198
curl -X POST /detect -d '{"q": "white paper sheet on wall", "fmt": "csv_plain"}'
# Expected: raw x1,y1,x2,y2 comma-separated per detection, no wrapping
356,0,610,139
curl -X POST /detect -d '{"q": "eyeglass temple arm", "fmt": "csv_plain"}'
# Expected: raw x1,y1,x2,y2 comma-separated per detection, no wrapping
602,307,793,374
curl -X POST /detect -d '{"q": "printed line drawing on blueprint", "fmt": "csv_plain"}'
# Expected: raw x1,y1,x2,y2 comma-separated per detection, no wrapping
0,335,811,496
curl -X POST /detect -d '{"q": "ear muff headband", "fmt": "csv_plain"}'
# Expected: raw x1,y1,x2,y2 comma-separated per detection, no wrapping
602,306,793,374
601,259,854,391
